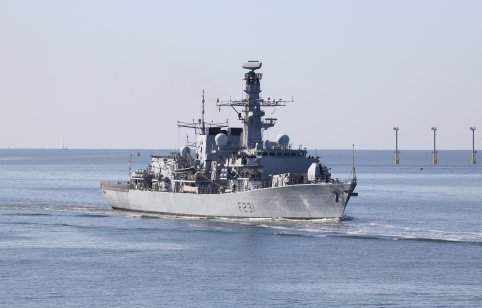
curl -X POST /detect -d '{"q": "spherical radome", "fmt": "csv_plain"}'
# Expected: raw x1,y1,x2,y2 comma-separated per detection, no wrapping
277,134,290,146
215,133,228,146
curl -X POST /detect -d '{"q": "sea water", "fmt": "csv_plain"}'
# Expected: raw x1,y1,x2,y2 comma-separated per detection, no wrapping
0,149,481,307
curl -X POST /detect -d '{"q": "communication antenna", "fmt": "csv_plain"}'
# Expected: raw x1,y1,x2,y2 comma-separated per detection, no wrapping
177,91,228,136
470,126,477,164
201,90,206,135
177,123,182,152
393,126,400,164
351,144,357,180
431,127,438,164
128,154,132,176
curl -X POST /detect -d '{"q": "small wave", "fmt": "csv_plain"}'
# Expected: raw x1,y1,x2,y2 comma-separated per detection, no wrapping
128,214,163,219
1,212,52,217
0,157,25,161
341,215,355,221
394,231,481,244
73,213,111,218
256,224,289,229
275,232,311,238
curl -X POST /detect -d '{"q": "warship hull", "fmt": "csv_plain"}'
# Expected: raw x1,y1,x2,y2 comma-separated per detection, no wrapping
101,182,356,219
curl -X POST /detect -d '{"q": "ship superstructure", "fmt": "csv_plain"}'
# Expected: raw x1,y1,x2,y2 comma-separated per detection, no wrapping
101,61,357,219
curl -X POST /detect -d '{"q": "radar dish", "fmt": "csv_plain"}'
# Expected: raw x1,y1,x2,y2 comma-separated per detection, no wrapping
242,61,262,70
215,133,228,146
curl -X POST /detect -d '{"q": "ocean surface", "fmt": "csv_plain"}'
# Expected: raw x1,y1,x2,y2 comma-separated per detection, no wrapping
1,149,481,307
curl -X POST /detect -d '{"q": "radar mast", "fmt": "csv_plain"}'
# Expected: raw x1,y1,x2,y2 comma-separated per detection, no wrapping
217,60,293,149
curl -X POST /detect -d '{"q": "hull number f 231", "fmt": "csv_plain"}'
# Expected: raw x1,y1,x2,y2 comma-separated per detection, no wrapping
238,202,255,213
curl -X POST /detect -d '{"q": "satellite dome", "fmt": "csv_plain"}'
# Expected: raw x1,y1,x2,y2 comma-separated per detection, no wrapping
215,133,228,146
277,134,290,146
180,146,191,156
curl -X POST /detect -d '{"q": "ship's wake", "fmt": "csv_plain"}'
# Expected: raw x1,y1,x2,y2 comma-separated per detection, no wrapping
260,221,482,244
2,203,480,245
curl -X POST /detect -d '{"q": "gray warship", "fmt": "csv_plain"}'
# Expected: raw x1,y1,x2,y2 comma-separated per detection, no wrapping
101,61,357,219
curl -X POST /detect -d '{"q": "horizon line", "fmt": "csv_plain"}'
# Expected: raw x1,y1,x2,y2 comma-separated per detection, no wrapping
0,147,478,151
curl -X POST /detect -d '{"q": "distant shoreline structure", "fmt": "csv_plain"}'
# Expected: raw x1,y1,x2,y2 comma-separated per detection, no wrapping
60,139,68,150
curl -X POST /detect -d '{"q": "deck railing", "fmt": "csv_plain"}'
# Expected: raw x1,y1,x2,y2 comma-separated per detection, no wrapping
101,177,349,194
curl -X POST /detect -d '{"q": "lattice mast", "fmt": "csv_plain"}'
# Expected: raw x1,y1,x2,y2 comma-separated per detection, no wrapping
217,61,293,149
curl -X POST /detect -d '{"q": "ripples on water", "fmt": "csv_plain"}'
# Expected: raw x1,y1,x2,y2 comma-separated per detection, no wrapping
1,149,481,307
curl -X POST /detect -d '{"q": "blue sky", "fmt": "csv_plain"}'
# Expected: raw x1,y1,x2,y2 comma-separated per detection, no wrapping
1,0,481,149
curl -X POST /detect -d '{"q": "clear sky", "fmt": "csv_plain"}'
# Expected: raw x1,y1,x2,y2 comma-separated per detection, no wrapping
1,0,481,150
